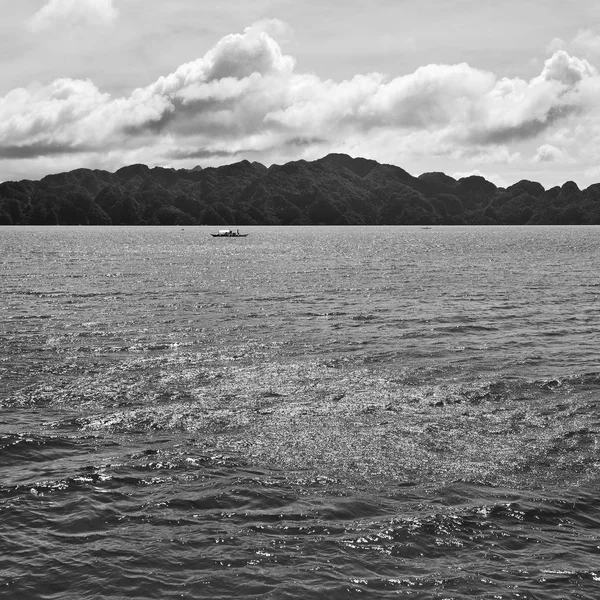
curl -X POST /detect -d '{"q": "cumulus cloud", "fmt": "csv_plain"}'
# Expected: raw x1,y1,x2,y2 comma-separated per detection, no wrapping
552,29,600,61
546,37,566,55
533,144,568,163
537,50,596,84
3,22,600,181
28,0,118,32
572,30,600,57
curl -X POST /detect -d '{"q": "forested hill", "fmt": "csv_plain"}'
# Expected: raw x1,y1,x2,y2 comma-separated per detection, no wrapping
1,153,599,225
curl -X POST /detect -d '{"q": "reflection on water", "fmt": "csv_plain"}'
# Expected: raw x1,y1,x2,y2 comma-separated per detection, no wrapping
1,225,600,599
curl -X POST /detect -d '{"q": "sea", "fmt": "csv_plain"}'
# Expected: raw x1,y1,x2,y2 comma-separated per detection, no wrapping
1,225,599,599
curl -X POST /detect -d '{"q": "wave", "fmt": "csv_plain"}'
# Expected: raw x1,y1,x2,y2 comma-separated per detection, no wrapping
7,314,53,320
3,341,600,493
435,324,500,333
534,371,600,390
0,433,81,464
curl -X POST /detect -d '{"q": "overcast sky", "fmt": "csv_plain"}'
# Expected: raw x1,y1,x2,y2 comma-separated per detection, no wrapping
3,0,600,188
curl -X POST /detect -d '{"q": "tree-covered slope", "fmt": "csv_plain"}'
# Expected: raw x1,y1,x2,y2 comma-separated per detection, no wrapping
1,154,599,225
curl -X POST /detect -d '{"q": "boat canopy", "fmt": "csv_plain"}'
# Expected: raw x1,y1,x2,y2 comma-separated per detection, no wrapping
218,230,232,234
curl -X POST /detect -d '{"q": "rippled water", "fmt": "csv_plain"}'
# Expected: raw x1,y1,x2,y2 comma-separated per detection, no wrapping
1,225,600,599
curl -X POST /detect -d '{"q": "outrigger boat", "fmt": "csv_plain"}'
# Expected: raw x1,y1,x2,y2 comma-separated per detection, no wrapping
211,229,248,237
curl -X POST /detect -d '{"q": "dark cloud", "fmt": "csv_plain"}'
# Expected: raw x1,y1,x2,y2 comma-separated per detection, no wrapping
469,104,579,145
121,109,176,135
0,144,88,159
285,137,327,147
168,148,242,160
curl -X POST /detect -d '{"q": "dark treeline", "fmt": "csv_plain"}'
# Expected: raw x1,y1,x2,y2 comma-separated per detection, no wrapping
2,153,600,226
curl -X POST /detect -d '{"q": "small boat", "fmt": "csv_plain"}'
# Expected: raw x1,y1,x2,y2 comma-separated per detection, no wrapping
211,229,248,237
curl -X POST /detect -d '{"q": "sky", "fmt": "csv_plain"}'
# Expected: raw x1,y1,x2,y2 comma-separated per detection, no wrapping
3,0,600,188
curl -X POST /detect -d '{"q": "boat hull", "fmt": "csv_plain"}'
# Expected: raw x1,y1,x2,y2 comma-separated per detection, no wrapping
211,234,248,237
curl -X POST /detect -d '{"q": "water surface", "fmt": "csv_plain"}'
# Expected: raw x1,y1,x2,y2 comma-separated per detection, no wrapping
1,225,599,599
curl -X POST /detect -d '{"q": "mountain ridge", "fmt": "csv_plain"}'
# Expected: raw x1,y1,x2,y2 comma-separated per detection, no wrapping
1,154,599,225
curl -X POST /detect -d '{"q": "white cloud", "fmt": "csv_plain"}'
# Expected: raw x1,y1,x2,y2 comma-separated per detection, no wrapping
247,18,294,42
461,146,521,165
533,144,568,163
545,29,600,65
546,37,566,55
4,23,600,184
28,0,118,32
536,50,596,85
571,29,600,59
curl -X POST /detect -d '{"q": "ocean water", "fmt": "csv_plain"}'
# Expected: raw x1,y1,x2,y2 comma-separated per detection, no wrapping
1,225,599,599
